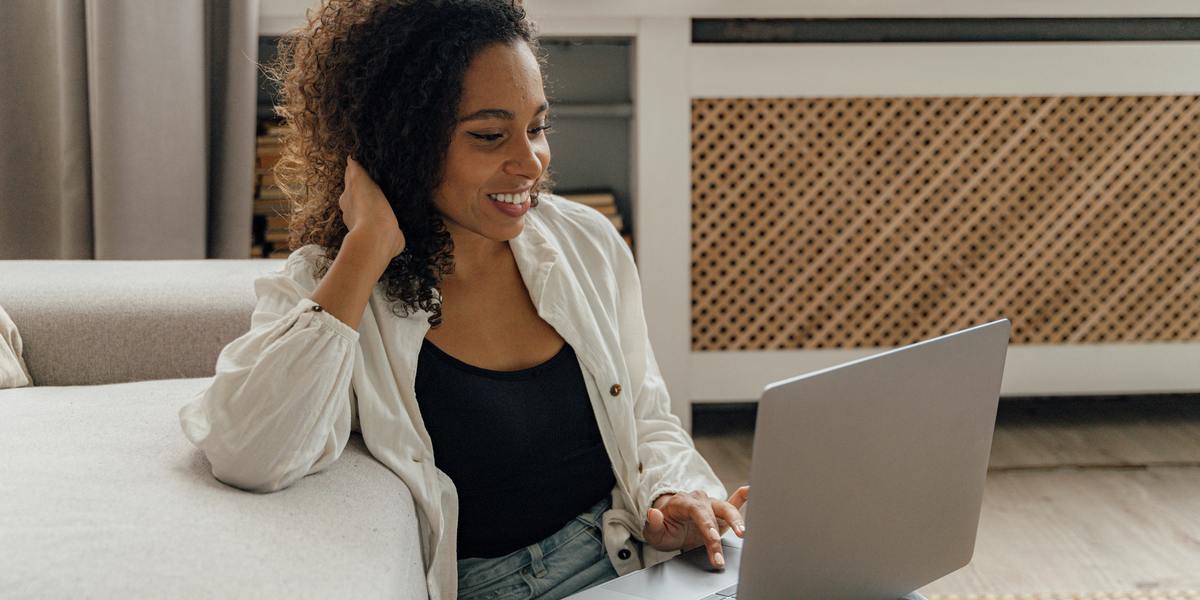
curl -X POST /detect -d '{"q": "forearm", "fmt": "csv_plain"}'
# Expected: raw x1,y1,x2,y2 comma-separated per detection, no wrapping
640,442,727,512
310,229,393,330
180,289,359,493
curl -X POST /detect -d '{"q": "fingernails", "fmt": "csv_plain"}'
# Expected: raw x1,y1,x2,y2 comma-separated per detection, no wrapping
709,527,719,540
715,552,725,567
736,521,745,534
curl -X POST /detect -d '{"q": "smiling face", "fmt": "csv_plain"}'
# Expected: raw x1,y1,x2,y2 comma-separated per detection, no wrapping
432,40,552,250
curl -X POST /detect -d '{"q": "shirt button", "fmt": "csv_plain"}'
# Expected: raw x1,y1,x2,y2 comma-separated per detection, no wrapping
609,383,621,397
311,304,323,312
618,548,631,560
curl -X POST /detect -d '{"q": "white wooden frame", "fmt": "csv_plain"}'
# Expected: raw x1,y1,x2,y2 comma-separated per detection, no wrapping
258,1,1200,432
679,40,1200,429
263,0,1200,26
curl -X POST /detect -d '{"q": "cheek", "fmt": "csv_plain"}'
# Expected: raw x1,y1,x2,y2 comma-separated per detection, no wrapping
443,144,492,191
442,141,472,181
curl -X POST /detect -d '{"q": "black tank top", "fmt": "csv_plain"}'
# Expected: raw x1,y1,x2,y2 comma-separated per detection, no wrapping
415,337,616,559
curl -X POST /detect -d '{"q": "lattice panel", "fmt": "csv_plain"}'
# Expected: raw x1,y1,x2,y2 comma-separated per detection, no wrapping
691,96,1200,350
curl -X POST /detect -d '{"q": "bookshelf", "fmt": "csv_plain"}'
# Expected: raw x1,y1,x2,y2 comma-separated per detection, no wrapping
252,123,289,258
255,3,1200,432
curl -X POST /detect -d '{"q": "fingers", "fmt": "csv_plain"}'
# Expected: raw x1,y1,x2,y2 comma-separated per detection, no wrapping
728,485,750,509
341,156,356,221
345,155,369,191
712,499,745,538
645,490,749,570
687,498,725,569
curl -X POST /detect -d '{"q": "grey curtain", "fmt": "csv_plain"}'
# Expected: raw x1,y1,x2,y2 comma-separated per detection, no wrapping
0,0,260,259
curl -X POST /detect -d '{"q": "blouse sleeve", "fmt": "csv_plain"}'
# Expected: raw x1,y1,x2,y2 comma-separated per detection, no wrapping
177,248,360,493
600,218,729,514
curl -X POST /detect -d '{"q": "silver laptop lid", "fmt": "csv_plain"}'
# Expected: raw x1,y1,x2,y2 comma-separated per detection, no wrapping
737,319,1011,600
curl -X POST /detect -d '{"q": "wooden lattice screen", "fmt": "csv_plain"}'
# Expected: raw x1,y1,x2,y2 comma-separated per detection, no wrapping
690,96,1200,350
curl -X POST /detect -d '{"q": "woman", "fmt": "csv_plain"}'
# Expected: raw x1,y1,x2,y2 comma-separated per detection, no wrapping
179,1,748,598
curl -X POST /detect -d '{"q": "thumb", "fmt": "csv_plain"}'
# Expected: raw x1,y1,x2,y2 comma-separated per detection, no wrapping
644,507,665,535
728,485,750,510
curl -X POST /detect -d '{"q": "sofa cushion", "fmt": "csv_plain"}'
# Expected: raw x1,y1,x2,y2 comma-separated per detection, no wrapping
0,259,286,386
0,377,427,599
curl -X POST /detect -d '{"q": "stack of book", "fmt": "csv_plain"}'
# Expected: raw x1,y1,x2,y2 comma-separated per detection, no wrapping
253,121,292,259
557,191,634,252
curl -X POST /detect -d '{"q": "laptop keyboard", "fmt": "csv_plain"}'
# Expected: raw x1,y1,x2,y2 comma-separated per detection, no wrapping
700,583,738,599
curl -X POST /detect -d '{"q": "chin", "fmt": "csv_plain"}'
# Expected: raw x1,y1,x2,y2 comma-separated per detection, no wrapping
472,219,524,243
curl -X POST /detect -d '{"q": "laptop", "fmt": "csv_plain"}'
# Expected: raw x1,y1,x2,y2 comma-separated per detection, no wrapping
568,319,1011,600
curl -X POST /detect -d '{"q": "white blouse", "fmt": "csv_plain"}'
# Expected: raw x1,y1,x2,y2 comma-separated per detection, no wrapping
178,193,728,600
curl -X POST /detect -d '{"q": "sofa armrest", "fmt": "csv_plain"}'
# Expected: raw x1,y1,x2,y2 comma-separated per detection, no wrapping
0,259,286,386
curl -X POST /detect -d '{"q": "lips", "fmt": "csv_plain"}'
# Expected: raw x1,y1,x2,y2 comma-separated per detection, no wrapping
488,194,529,217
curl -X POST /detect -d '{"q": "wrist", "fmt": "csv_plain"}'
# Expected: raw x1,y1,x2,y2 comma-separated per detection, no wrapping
344,228,398,272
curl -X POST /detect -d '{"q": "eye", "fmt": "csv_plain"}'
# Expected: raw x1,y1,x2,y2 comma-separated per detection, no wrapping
468,124,553,142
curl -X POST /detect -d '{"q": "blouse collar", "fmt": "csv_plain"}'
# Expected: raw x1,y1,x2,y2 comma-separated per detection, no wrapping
405,204,564,321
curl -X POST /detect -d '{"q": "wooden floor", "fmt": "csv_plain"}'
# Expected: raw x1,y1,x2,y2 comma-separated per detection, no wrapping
689,395,1200,595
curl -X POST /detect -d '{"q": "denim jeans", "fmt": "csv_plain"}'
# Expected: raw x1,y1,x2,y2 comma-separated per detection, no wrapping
456,495,620,600
455,495,931,600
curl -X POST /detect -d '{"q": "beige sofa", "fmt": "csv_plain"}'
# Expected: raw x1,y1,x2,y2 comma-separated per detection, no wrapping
0,259,427,599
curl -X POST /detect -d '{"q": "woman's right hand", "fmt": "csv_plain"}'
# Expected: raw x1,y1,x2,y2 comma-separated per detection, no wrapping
340,155,406,261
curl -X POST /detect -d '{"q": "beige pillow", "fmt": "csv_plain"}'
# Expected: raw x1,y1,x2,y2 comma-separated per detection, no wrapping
0,302,31,388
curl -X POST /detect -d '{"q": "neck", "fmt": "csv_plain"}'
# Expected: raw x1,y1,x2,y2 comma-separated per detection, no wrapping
442,220,512,284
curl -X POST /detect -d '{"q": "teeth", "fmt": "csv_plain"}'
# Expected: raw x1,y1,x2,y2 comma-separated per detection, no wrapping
489,192,527,204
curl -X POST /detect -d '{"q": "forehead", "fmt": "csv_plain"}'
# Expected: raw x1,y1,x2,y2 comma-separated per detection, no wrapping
457,41,545,116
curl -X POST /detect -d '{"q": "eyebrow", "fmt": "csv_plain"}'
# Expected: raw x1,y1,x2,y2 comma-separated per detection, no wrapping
457,101,549,123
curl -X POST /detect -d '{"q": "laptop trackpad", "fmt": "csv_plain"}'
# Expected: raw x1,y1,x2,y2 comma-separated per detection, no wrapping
605,545,741,599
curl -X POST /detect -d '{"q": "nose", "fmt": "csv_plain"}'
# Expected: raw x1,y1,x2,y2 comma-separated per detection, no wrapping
503,132,546,180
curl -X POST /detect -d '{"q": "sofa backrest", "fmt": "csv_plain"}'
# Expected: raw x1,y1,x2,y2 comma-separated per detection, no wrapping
0,259,287,386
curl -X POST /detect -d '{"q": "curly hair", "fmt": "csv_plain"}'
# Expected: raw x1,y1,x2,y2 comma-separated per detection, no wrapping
261,0,552,328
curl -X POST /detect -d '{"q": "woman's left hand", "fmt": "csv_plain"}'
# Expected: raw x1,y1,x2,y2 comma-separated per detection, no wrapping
641,485,750,570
